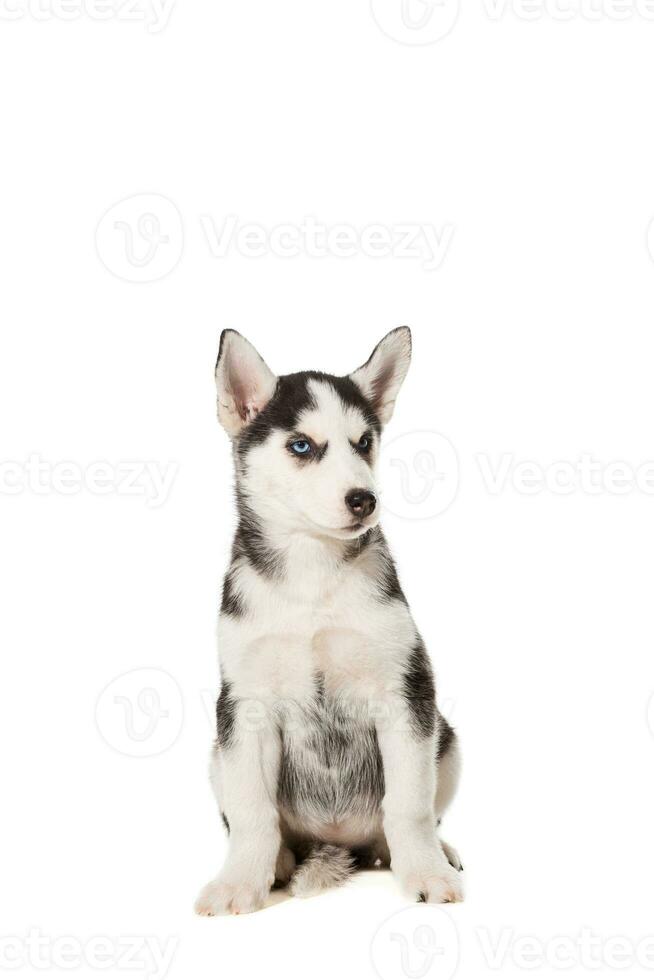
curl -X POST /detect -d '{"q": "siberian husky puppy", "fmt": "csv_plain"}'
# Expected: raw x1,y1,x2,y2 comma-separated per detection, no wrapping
195,327,463,915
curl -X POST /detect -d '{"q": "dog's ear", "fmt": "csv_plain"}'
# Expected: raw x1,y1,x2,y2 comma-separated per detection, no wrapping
349,327,412,425
215,330,277,437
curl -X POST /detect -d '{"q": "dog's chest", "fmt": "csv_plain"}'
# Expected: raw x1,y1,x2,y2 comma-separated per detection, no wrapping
222,573,409,706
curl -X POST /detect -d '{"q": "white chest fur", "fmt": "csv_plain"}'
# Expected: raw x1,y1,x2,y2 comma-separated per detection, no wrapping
219,537,416,716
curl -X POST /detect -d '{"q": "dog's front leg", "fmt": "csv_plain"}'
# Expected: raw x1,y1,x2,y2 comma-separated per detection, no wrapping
195,699,281,916
377,707,463,904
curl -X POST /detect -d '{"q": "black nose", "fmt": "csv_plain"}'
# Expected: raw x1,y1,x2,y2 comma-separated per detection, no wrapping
345,489,376,520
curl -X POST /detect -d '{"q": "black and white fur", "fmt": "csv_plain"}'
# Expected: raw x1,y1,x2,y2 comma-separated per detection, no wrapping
195,327,463,915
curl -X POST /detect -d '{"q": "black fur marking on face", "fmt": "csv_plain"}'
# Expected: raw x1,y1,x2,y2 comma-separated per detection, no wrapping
220,568,244,617
328,375,381,435
237,370,381,458
232,370,381,578
237,373,318,455
403,639,436,739
216,682,236,748
233,488,284,579
221,812,230,834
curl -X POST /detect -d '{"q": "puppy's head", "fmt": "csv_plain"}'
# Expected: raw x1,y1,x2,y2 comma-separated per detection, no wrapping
215,327,411,540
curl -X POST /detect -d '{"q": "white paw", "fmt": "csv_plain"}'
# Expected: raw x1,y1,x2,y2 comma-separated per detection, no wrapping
194,873,274,916
400,862,464,904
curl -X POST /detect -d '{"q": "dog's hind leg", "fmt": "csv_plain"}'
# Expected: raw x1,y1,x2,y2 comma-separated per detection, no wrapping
435,719,463,872
274,844,297,887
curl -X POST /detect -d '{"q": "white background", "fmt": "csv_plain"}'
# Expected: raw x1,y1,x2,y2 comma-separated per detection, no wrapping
2,1,654,978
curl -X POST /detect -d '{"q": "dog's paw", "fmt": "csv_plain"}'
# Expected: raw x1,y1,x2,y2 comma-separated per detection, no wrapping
194,873,274,916
400,862,464,904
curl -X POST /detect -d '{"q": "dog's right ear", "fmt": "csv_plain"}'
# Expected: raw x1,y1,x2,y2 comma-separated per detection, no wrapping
215,330,277,437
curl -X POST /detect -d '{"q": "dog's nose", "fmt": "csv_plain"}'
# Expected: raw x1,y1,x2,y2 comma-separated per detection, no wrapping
345,489,376,520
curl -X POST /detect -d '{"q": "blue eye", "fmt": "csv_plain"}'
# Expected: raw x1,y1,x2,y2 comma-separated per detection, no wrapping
358,436,369,451
290,439,312,455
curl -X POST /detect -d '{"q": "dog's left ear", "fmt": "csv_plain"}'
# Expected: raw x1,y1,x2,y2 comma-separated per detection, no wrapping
215,330,278,437
350,327,412,424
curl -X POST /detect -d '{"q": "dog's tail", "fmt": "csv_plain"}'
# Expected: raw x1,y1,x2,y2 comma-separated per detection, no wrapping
289,843,354,898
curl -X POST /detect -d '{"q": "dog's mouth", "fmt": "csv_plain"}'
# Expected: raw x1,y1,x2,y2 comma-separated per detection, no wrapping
334,518,377,540
305,516,375,540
